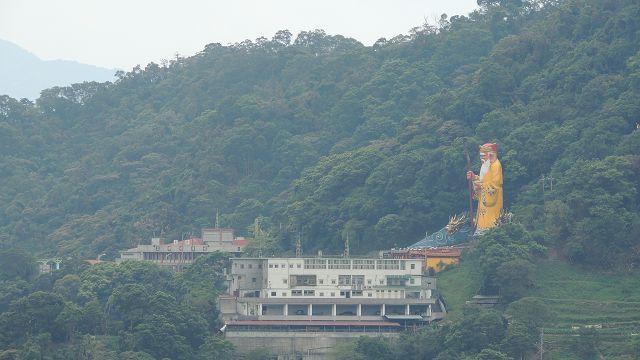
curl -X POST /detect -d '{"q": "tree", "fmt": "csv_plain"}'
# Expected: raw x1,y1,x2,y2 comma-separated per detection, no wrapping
53,274,81,302
0,279,29,312
475,348,511,360
444,306,507,354
118,351,155,360
502,320,536,359
132,315,192,360
9,291,65,341
495,259,534,302
80,299,105,335
107,284,150,331
556,156,639,268
78,262,119,303
71,334,117,360
355,337,396,360
271,30,293,49
544,200,571,249
17,333,52,360
328,341,365,360
196,336,235,360
56,301,83,341
0,249,37,281
475,224,544,294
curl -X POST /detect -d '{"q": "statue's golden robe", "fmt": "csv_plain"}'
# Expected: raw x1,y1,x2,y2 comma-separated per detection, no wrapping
474,159,503,230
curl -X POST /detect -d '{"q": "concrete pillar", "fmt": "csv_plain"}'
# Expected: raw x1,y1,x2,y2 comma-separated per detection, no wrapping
258,303,263,317
357,304,362,317
332,304,336,316
309,304,313,318
381,304,386,316
284,304,288,316
427,304,432,317
405,304,410,315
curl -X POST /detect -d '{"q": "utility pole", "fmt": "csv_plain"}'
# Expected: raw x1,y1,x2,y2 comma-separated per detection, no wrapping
255,218,263,258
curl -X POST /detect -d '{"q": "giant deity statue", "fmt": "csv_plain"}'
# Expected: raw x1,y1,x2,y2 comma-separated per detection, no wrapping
466,143,503,231
404,142,505,250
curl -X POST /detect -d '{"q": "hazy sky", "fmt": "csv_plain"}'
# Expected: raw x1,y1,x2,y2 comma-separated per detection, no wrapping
1,0,479,70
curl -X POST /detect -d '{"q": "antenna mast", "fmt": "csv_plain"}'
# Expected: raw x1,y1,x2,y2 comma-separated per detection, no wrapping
255,218,263,258
295,229,303,257
344,233,350,258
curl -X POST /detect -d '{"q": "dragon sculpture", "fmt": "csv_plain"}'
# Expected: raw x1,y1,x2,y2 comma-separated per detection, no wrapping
408,210,513,249
408,213,473,249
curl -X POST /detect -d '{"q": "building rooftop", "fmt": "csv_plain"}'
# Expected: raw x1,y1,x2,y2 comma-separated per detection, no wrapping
226,320,400,327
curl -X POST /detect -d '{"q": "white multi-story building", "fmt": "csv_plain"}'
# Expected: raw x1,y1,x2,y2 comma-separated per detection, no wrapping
220,256,446,356
220,256,444,324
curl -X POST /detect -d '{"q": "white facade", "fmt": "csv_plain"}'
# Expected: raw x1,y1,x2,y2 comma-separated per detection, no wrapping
262,257,427,300
221,256,443,324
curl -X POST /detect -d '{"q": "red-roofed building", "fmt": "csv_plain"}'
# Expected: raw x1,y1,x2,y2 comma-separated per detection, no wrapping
83,259,102,266
384,247,464,273
117,228,248,271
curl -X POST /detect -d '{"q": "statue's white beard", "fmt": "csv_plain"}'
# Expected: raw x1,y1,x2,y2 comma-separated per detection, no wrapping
479,159,490,180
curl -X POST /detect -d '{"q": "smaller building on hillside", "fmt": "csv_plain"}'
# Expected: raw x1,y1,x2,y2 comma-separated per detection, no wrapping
117,227,247,271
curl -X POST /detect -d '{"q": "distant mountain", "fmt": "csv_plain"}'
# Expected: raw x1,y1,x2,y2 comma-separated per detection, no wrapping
0,39,117,100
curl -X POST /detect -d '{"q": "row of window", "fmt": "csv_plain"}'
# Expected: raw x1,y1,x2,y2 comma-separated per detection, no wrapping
268,289,410,297
234,260,418,271
269,263,301,269
300,259,414,270
238,276,415,286
234,263,262,269
288,276,415,286
270,290,373,297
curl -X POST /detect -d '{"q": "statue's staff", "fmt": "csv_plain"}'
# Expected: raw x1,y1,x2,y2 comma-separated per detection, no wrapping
463,138,475,232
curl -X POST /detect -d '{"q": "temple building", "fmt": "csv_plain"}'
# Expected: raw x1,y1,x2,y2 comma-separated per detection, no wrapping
384,247,463,273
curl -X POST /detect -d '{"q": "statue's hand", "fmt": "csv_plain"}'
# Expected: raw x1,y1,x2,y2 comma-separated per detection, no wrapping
466,171,475,180
473,181,482,191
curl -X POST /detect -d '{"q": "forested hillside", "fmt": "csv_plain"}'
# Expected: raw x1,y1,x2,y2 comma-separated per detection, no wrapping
1,0,638,268
2,0,640,358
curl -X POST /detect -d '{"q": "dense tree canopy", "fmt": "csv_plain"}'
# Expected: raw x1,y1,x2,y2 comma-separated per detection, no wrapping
0,252,231,359
1,0,638,267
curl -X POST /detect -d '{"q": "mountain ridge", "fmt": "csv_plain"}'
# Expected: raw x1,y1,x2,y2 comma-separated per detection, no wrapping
0,39,117,100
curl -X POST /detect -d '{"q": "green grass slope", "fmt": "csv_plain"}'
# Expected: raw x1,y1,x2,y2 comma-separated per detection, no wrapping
438,258,640,358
